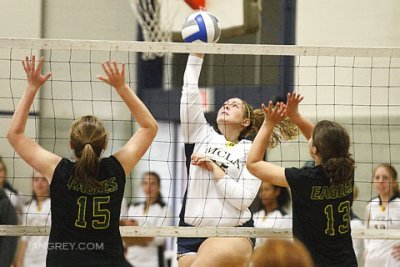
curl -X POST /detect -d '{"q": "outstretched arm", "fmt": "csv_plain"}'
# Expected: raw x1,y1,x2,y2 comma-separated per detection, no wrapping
98,62,158,176
285,92,314,140
247,101,288,187
7,56,61,183
180,53,208,143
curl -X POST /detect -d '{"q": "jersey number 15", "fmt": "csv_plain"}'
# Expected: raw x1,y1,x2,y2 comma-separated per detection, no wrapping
75,196,111,229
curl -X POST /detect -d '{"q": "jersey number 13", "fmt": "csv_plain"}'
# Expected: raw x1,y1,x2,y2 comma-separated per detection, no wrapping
324,200,351,236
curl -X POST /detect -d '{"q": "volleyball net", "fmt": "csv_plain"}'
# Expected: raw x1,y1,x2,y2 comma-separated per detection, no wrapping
1,38,400,239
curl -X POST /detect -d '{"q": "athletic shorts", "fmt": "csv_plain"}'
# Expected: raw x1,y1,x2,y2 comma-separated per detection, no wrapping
177,220,256,256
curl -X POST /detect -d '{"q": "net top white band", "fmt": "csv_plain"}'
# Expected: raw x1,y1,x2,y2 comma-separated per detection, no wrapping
1,38,400,57
0,225,399,240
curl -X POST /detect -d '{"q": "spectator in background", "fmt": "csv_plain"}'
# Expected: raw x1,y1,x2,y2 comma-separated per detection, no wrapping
0,157,25,223
350,185,364,266
15,171,51,267
365,164,400,267
253,181,292,246
0,187,18,267
251,238,314,267
123,171,172,267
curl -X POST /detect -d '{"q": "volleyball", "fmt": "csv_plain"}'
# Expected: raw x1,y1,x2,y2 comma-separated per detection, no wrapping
181,11,221,43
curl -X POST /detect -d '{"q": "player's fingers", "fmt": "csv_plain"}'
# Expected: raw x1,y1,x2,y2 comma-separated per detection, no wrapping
112,61,119,74
277,103,285,115
287,93,293,104
43,72,52,81
261,103,268,113
37,57,45,72
22,57,29,72
273,102,280,113
267,101,273,113
97,75,109,83
121,63,125,76
101,62,111,77
108,61,115,74
31,55,36,69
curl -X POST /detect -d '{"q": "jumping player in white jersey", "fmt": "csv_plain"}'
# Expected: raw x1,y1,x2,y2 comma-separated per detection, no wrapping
177,53,298,267
247,93,357,267
365,164,400,267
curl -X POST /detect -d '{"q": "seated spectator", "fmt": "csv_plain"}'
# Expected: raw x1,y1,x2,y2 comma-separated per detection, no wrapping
0,156,25,223
16,171,51,267
365,164,400,267
253,181,292,246
123,171,172,267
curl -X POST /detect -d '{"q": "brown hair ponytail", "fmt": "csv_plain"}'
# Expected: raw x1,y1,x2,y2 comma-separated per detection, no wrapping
312,120,355,184
70,116,108,188
324,156,355,184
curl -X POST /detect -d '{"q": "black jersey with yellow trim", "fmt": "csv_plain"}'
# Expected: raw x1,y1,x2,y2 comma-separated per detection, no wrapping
47,156,126,267
285,165,357,267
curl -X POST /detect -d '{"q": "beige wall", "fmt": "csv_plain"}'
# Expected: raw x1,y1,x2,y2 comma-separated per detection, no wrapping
0,0,42,38
297,1,400,47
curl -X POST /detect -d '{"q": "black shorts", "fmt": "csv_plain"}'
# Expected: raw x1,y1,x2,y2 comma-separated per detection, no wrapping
177,220,256,255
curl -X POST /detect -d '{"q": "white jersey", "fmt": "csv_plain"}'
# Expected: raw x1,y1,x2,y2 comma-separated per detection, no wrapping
350,213,364,266
365,196,400,267
180,55,261,227
21,198,51,267
125,201,172,267
253,208,292,246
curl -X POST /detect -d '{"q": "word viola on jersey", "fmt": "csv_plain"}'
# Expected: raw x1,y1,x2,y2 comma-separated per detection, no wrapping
311,179,353,200
67,176,118,195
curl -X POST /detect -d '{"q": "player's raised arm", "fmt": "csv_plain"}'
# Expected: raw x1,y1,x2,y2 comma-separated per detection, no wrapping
7,56,61,183
180,53,208,143
98,61,158,176
247,101,288,187
285,92,314,140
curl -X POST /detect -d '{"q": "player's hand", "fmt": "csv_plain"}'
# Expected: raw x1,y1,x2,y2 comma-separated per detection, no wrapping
191,153,217,172
22,55,51,89
98,61,126,90
392,244,400,261
262,101,286,126
285,92,304,119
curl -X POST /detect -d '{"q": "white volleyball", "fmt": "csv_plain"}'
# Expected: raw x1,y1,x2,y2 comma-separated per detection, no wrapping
181,11,221,43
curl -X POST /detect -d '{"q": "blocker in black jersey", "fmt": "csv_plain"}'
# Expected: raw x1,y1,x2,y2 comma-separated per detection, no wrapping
286,166,357,267
246,93,358,267
46,156,126,267
8,57,158,267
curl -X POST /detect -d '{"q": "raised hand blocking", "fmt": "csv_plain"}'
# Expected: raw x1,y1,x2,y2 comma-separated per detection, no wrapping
22,56,52,89
262,101,286,126
285,92,304,119
97,61,126,90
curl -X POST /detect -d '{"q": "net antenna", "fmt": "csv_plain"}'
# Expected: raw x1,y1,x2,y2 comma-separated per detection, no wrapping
129,0,177,60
